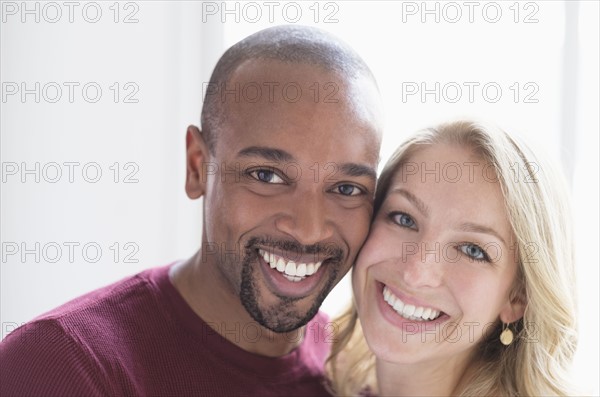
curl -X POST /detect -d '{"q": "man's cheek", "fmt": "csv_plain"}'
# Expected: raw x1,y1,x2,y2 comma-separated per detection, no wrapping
350,214,372,249
228,197,268,227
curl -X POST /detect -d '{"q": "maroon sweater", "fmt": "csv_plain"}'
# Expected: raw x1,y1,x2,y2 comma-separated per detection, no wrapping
0,264,333,396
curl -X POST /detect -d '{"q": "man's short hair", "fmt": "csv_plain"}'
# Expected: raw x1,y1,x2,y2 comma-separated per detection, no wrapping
200,25,378,153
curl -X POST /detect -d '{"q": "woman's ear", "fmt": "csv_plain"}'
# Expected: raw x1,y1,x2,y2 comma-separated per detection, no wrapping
499,287,526,324
185,125,210,199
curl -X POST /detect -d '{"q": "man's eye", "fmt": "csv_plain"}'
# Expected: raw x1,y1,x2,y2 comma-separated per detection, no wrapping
389,212,417,229
249,169,285,184
459,244,490,262
334,184,362,196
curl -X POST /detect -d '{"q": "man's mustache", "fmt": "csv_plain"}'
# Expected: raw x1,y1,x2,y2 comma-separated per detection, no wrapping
245,236,344,263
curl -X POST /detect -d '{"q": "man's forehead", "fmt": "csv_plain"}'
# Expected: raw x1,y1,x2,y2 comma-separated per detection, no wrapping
224,59,382,135
227,58,381,109
212,58,382,167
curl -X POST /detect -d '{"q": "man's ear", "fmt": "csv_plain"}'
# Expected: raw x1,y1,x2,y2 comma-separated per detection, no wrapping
185,125,210,199
499,288,526,324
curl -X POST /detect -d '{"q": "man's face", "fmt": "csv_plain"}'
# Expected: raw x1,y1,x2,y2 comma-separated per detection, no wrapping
201,59,382,332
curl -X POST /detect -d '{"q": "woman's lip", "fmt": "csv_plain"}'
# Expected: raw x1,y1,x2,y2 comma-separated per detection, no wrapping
375,282,450,331
378,281,443,313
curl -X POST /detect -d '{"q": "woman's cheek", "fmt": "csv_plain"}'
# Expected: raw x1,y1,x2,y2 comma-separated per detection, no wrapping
361,222,394,262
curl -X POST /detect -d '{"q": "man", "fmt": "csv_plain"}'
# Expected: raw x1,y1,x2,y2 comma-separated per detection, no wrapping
1,25,383,395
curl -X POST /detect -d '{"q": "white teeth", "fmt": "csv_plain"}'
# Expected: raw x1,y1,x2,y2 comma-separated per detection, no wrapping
393,299,404,313
283,274,303,282
296,263,307,277
284,261,296,276
258,249,324,282
382,286,442,322
422,308,432,319
276,258,285,272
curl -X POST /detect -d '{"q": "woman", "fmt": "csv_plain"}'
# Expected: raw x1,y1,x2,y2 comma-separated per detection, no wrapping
327,120,577,396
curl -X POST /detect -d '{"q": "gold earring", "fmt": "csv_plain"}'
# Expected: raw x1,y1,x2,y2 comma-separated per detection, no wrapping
500,322,514,346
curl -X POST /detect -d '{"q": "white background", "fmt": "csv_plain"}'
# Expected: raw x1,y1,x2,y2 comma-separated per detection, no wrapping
1,1,598,394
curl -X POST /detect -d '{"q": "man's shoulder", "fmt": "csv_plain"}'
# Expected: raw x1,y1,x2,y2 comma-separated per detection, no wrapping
34,264,170,326
1,263,173,342
0,309,112,395
0,264,175,395
1,263,174,359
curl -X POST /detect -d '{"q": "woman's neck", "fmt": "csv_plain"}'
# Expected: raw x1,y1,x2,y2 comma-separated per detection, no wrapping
375,353,475,397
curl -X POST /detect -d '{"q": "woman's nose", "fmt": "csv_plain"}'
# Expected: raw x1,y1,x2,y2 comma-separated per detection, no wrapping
399,241,444,289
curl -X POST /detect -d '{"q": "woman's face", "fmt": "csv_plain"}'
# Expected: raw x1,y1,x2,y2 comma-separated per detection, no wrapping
353,143,524,365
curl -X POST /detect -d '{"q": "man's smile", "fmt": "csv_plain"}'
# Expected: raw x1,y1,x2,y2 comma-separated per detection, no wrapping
253,247,338,299
258,249,323,282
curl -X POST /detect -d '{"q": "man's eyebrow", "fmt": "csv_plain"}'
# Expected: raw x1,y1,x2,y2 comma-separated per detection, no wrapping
237,146,294,162
458,222,507,246
236,148,376,180
389,188,429,217
337,163,377,181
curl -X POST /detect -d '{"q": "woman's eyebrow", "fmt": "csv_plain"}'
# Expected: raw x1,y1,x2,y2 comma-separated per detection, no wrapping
389,188,429,217
457,222,507,246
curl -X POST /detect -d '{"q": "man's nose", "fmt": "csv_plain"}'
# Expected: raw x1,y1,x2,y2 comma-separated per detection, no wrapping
274,190,334,246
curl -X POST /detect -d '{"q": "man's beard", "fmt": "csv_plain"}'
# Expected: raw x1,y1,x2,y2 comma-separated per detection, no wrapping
238,236,344,333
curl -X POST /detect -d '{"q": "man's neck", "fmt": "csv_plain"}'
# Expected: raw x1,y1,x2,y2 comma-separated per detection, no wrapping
169,252,305,357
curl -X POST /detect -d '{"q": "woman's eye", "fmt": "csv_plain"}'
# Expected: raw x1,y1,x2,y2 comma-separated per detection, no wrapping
459,244,489,262
249,169,285,184
335,184,362,196
390,212,416,229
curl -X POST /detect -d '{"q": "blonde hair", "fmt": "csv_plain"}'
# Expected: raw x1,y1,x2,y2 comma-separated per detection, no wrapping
327,120,577,396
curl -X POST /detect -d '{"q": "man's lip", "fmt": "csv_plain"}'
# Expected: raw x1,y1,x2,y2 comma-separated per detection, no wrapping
254,246,332,264
255,249,330,299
